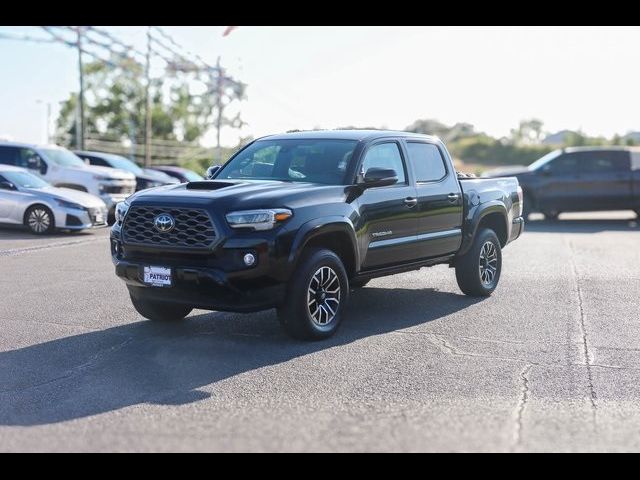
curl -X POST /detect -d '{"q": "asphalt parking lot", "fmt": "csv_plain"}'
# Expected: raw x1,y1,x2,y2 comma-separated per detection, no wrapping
1,211,639,452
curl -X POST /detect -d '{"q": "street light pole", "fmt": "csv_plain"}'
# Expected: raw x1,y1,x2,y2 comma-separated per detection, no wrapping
36,100,52,144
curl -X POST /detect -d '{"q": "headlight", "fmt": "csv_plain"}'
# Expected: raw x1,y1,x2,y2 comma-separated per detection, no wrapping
56,199,85,210
93,175,113,181
115,201,130,224
226,209,292,231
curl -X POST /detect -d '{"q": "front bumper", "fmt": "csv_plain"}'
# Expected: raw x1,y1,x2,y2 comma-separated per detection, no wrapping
54,206,109,231
115,259,286,312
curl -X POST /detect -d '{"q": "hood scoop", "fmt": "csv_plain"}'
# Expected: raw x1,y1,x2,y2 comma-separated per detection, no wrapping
186,180,236,191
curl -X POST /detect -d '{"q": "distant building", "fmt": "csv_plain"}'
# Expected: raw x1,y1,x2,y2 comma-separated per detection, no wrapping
542,130,576,145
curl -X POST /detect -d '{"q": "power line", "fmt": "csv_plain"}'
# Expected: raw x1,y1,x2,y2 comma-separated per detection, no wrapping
0,31,57,44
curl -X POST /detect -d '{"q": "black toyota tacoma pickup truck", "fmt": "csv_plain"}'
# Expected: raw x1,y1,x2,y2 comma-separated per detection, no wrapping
111,130,524,340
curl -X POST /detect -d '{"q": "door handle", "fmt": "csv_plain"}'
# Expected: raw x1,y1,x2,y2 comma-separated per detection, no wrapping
447,193,460,203
404,197,418,208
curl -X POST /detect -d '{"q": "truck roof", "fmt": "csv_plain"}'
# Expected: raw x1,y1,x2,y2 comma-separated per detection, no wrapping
261,129,441,142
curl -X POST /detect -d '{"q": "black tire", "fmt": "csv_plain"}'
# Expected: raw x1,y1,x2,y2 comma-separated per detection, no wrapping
543,210,560,221
350,279,370,289
24,205,54,235
277,248,349,341
130,295,192,321
455,228,502,297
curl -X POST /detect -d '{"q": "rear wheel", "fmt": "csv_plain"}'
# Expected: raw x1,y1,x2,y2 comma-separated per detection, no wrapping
277,248,348,340
24,205,54,235
130,295,192,321
455,228,502,297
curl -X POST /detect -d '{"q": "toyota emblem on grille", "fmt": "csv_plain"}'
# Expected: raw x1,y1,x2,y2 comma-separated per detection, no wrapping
153,213,175,233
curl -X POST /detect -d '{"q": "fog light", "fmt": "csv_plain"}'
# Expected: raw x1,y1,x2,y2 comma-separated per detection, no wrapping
243,252,256,266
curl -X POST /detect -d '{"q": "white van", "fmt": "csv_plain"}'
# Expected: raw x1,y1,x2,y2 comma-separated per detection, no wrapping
0,142,136,216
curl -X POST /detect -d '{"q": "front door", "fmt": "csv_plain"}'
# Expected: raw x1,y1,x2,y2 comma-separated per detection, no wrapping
536,152,584,212
357,141,419,269
405,140,463,258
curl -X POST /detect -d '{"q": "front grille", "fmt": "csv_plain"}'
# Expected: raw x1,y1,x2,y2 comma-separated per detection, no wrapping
123,206,216,249
102,185,135,195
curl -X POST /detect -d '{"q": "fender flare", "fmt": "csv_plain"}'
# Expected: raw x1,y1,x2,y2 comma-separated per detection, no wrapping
288,216,360,273
458,201,509,256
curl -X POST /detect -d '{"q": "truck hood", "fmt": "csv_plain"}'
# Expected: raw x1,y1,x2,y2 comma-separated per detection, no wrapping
25,186,107,208
128,180,349,211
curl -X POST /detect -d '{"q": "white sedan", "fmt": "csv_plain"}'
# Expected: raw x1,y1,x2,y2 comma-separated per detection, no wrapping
0,165,108,234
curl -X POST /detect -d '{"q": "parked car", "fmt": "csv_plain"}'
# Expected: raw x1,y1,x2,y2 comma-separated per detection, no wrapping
147,165,204,183
0,165,107,234
74,150,178,192
141,168,180,185
111,130,524,340
0,142,135,219
483,146,640,219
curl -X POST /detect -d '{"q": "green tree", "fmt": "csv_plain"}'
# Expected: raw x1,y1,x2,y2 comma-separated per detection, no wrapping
55,57,246,161
509,118,544,145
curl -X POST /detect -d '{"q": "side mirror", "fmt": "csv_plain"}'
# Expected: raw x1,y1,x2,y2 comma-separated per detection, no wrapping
0,181,16,191
362,167,398,188
541,164,552,176
206,165,221,180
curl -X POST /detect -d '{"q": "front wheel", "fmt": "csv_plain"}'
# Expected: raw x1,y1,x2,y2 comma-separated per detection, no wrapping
277,248,349,340
130,295,192,321
455,228,502,297
24,205,54,235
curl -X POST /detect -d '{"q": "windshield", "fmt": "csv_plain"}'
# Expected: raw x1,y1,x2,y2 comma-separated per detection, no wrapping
41,148,86,168
528,149,563,171
217,139,359,185
2,170,50,189
182,170,204,182
104,155,144,175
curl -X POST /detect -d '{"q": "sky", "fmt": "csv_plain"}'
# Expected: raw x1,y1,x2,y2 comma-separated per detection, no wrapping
0,26,639,147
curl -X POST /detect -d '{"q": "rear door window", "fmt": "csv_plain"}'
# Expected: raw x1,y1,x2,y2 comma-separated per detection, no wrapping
406,142,447,182
578,151,630,174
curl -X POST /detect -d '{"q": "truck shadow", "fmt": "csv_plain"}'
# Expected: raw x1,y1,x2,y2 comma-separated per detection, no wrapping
0,287,482,426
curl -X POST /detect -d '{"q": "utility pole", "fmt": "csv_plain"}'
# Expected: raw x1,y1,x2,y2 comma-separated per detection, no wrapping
144,26,152,167
214,57,224,163
76,27,86,150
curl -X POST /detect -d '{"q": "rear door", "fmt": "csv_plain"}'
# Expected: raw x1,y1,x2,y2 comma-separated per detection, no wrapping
576,150,631,210
357,140,419,269
405,140,463,258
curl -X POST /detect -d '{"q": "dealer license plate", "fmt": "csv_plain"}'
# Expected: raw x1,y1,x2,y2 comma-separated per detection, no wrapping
143,266,172,287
